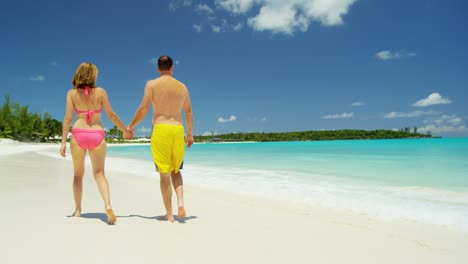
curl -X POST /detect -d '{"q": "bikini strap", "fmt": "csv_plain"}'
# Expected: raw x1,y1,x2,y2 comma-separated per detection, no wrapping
75,109,101,123
75,86,100,123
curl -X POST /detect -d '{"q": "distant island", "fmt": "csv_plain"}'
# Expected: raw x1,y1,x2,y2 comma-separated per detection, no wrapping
194,129,435,142
1,95,437,143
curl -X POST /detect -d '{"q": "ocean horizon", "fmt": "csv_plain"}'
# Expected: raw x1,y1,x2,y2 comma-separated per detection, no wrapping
107,138,468,232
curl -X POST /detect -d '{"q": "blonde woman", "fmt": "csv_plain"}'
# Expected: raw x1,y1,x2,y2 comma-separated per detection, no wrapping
60,62,132,225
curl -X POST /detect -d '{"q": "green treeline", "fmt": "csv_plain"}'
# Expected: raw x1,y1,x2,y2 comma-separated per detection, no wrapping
0,96,127,143
1,95,435,143
195,129,433,142
0,95,62,142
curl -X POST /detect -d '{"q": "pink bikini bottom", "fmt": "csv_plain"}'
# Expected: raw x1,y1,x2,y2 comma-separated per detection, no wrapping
72,128,105,150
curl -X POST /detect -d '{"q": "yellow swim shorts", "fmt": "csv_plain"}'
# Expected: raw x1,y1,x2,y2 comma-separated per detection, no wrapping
150,124,185,174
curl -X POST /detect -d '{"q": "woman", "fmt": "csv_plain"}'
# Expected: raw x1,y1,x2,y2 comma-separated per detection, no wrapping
60,62,132,225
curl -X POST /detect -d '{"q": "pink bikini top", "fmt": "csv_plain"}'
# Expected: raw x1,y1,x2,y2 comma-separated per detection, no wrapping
75,85,101,123
75,108,101,123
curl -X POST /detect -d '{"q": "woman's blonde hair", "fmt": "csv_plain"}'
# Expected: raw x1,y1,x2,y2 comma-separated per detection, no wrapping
72,62,99,88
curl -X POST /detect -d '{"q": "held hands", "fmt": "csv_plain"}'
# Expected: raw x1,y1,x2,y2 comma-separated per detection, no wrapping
123,129,134,140
185,134,194,148
123,126,134,140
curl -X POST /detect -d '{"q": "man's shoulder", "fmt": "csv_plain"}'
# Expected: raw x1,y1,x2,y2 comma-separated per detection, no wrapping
170,77,187,88
147,79,157,84
153,76,187,87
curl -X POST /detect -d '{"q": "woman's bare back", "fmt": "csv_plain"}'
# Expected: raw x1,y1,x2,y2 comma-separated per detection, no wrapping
71,87,104,129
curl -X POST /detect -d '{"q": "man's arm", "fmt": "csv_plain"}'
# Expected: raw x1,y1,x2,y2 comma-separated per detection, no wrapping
183,92,194,148
128,81,152,131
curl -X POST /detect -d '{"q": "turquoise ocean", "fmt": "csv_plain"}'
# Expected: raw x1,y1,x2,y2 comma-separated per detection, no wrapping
107,138,468,231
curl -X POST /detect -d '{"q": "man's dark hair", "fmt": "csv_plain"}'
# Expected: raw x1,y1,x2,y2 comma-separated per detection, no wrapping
158,55,173,71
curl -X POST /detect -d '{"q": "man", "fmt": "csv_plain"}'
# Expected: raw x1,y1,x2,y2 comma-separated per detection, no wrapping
128,55,194,222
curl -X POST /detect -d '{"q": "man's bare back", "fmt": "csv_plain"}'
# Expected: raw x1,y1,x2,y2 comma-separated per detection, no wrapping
149,75,189,125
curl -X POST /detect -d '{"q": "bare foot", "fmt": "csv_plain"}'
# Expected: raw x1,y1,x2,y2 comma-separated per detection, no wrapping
106,209,117,225
73,208,81,217
177,207,186,219
165,214,175,223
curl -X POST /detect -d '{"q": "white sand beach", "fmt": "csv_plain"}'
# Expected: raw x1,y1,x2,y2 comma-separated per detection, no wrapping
1,140,467,264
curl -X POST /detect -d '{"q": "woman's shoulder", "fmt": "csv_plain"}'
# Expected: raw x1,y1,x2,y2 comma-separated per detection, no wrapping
67,88,76,95
95,87,107,94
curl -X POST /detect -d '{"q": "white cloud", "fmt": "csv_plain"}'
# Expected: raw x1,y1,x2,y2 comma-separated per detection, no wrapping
245,0,356,35
375,50,416,61
212,25,223,33
137,127,152,132
232,22,243,31
169,0,192,11
196,4,214,14
193,24,203,32
351,101,365,106
174,0,355,35
376,50,396,60
30,75,45,81
218,115,237,123
302,0,357,26
202,131,212,136
393,114,467,135
211,19,229,33
384,110,437,119
426,115,463,125
323,112,354,119
215,0,255,15
413,93,451,107
418,124,467,134
202,130,219,136
448,117,462,125
135,126,152,136
248,3,309,35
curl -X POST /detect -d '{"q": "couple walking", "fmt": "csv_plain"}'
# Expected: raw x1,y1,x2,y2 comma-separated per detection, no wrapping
60,55,194,224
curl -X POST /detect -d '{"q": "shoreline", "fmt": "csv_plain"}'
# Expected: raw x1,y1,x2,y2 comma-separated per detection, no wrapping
1,141,468,263
3,139,468,232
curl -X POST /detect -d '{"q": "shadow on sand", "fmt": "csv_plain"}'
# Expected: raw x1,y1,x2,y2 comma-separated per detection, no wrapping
67,212,108,224
67,213,197,224
119,214,198,224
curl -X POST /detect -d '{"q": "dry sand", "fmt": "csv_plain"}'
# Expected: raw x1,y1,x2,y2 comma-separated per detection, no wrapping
1,140,467,264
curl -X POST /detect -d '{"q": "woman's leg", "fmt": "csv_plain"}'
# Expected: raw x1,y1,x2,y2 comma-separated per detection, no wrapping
88,139,116,224
70,137,86,217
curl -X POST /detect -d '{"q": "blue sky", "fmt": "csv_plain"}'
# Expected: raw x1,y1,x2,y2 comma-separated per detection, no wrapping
1,0,467,137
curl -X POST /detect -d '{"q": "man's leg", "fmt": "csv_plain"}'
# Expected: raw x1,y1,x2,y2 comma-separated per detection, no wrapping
160,172,174,222
171,171,186,218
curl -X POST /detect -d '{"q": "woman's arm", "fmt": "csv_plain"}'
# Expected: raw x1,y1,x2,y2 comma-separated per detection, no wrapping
100,88,132,138
60,90,74,157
